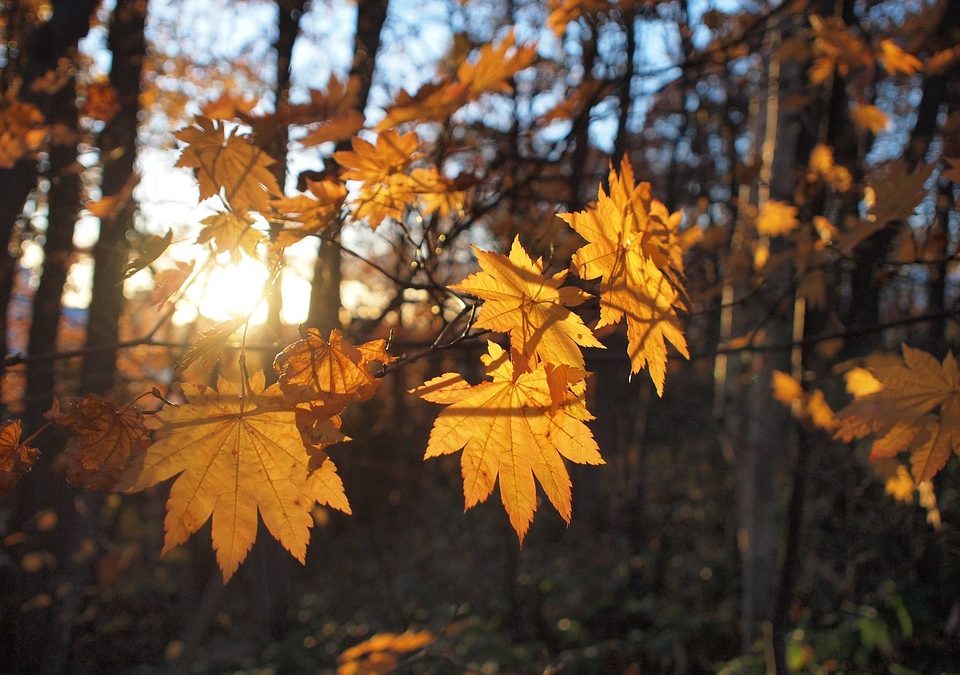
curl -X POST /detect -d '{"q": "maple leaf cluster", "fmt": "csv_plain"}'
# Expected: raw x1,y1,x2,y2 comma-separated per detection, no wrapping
413,157,690,540
836,345,960,483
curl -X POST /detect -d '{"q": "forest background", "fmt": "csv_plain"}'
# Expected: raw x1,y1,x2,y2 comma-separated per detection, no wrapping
0,0,959,672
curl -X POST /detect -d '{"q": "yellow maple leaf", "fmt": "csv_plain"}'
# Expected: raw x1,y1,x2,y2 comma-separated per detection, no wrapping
334,131,433,228
0,420,39,495
378,31,535,129
456,29,536,97
45,395,150,490
558,157,688,395
879,39,922,76
836,344,960,482
414,342,603,540
851,103,890,134
197,211,262,261
757,200,799,236
271,178,347,245
451,236,603,371
338,630,435,675
273,328,388,412
175,117,280,212
121,371,350,581
285,76,364,146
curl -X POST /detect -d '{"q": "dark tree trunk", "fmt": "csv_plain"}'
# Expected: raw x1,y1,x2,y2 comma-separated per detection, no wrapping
80,0,147,396
307,0,389,332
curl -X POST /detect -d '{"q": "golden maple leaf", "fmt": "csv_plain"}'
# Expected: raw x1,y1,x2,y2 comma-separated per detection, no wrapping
120,372,350,581
175,117,280,213
271,178,347,245
451,236,603,371
45,395,150,490
836,345,960,482
273,329,392,412
285,76,364,147
558,157,688,395
334,131,429,228
414,342,603,541
338,630,435,675
377,31,535,129
196,211,262,261
757,200,799,236
0,420,39,495
456,29,536,97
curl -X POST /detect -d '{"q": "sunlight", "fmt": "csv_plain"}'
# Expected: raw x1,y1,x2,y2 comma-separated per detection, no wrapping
192,257,269,325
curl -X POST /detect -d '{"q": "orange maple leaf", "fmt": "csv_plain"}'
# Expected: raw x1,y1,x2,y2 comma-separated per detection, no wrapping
559,157,688,395
377,31,535,129
851,103,889,134
879,39,922,76
836,344,960,482
273,329,392,412
120,372,350,581
175,117,280,212
271,178,347,245
46,395,150,490
414,342,603,541
196,211,263,261
0,420,40,495
338,630,435,675
451,236,602,370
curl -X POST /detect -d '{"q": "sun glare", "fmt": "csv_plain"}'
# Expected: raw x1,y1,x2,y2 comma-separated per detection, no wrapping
191,258,270,325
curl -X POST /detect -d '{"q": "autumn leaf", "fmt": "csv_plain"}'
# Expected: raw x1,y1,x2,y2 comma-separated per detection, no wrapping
0,97,46,169
273,328,387,412
122,229,173,279
83,81,121,122
451,236,603,371
757,200,799,236
271,178,347,245
175,317,246,373
851,103,889,134
879,39,922,76
286,76,364,147
0,420,39,495
120,372,350,581
334,131,426,228
836,344,960,482
771,371,838,432
46,395,150,490
338,630,435,675
414,342,603,541
197,210,262,260
175,117,280,212
807,144,852,191
150,260,194,307
456,29,536,97
377,31,535,129
559,157,688,395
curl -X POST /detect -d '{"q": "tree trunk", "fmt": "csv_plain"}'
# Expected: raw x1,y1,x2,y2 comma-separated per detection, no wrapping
307,0,389,332
80,0,147,396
